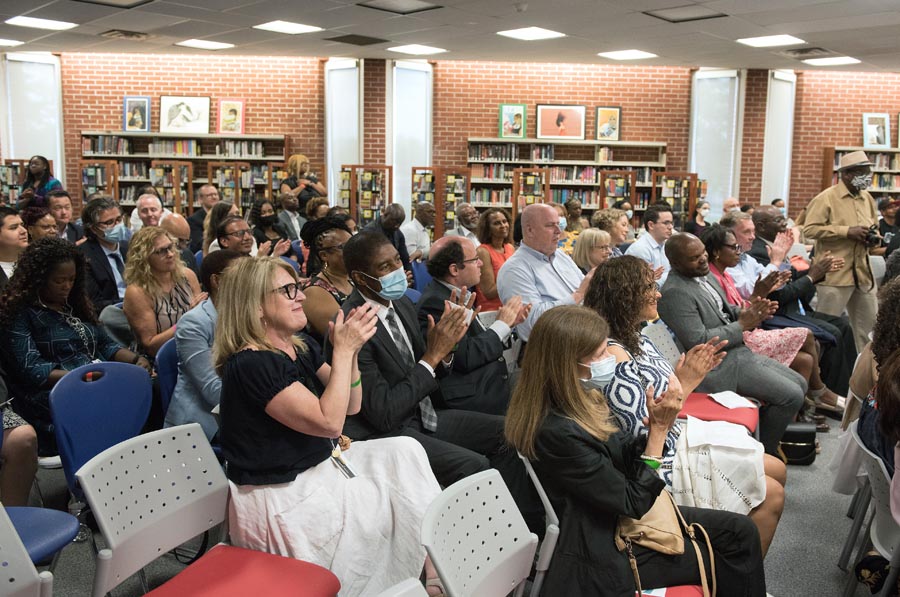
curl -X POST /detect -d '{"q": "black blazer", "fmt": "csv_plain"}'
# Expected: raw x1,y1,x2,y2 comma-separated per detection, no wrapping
188,208,207,254
748,237,815,316
64,223,84,243
363,221,412,273
416,280,510,415
0,269,7,293
335,289,442,440
80,238,129,314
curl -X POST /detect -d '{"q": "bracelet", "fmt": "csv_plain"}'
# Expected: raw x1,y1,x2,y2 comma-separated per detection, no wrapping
131,354,142,365
641,458,662,470
350,378,361,388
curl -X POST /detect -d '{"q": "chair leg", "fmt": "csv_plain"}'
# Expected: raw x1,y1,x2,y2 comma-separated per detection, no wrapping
878,543,900,597
847,486,861,518
839,482,871,571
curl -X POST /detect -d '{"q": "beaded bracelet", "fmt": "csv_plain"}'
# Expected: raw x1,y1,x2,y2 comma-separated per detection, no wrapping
350,378,362,388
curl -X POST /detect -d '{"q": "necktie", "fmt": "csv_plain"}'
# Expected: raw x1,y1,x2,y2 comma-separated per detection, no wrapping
385,308,438,431
111,252,125,275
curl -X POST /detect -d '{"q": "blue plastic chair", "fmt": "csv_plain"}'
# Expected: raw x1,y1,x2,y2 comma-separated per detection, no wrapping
156,337,179,417
404,288,422,304
281,255,301,273
291,239,303,257
412,260,432,292
194,249,203,269
49,362,152,499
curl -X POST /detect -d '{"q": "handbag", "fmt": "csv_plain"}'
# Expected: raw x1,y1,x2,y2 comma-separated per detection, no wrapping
615,489,717,597
779,422,817,465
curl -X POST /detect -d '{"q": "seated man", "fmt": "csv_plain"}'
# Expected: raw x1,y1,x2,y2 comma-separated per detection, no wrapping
337,231,540,526
215,216,254,256
130,193,173,233
657,233,807,455
79,196,130,314
47,189,83,244
625,203,674,285
364,203,412,273
417,236,528,415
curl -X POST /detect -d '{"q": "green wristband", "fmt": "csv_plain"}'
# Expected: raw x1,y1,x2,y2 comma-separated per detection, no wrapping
641,457,661,470
350,378,362,388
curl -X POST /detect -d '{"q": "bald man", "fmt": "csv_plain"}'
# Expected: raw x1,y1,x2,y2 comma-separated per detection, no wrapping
496,203,593,342
402,201,436,261
161,212,200,277
131,193,173,232
723,197,741,214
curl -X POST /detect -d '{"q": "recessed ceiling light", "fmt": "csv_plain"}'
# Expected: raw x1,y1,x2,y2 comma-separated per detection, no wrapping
253,20,323,35
497,27,565,41
5,16,77,31
73,0,152,7
175,39,234,50
598,49,658,60
802,56,861,66
644,5,726,23
0,38,24,47
737,34,805,48
387,43,446,55
358,0,441,15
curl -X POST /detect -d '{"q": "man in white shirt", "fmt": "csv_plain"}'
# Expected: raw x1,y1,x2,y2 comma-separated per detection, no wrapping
130,193,172,232
277,192,305,241
445,202,480,246
625,203,674,285
401,201,435,261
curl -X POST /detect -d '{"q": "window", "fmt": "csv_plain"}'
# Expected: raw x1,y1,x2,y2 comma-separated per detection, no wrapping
389,60,432,215
325,58,362,199
761,70,796,208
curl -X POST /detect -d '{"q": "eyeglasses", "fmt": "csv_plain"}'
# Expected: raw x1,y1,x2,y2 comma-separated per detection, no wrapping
224,228,251,239
657,220,675,228
95,216,123,228
151,244,175,257
460,257,481,265
271,282,304,300
724,243,742,252
175,237,190,250
320,242,345,253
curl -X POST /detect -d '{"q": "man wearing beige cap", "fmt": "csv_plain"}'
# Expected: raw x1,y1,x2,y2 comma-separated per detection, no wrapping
803,150,880,351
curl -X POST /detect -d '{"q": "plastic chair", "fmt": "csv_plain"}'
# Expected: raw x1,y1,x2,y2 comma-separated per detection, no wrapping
517,453,559,597
421,469,538,597
641,320,682,367
194,250,203,269
156,337,179,417
76,424,341,597
837,422,871,571
404,288,422,304
374,578,428,597
679,393,760,438
412,260,432,292
280,255,302,273
870,255,886,286
0,505,54,597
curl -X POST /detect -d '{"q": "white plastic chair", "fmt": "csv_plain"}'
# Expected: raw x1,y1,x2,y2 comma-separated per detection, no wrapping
870,255,887,286
421,469,538,597
374,578,428,597
641,320,681,368
0,505,54,597
517,453,559,597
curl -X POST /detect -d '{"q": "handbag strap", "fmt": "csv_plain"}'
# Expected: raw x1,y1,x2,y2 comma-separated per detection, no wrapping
667,491,717,597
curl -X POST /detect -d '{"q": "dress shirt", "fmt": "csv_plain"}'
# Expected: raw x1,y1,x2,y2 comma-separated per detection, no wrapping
365,297,436,377
726,252,779,300
445,226,480,247
435,279,511,343
130,208,173,232
401,219,432,259
625,233,671,286
696,276,727,317
101,243,127,299
496,242,584,341
284,210,305,239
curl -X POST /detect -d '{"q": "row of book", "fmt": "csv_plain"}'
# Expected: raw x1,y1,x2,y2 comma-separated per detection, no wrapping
212,168,254,190
412,172,436,193
83,166,111,190
83,136,132,155
531,145,554,161
833,151,900,171
470,164,515,180
468,144,520,161
119,162,149,178
214,140,267,158
470,188,513,205
148,140,202,156
871,173,900,191
548,166,598,183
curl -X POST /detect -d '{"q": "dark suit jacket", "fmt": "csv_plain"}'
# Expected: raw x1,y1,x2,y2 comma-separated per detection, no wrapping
363,221,412,273
180,247,200,279
80,238,129,314
335,289,442,440
188,208,207,254
0,269,7,294
416,280,510,415
748,237,815,316
64,223,83,243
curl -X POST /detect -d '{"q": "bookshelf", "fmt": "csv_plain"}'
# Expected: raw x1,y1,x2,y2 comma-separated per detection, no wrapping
266,162,287,201
80,159,119,202
2,159,55,207
822,147,900,194
341,164,393,229
149,160,193,215
650,171,698,231
512,168,550,219
208,161,254,211
440,167,468,239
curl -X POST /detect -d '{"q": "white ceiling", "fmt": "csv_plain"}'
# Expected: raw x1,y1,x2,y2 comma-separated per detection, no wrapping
2,0,900,71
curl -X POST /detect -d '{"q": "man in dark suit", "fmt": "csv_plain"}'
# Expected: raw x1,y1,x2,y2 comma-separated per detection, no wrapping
363,203,412,274
416,236,528,415
47,190,83,243
79,197,130,314
336,231,541,528
188,184,220,253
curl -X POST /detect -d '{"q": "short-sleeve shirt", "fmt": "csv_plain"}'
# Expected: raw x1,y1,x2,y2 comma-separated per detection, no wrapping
220,335,331,485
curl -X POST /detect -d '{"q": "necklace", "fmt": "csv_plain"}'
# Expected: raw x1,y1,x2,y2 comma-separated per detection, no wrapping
38,298,94,356
320,267,350,292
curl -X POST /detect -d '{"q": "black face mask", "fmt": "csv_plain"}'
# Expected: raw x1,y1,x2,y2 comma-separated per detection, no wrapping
259,215,277,227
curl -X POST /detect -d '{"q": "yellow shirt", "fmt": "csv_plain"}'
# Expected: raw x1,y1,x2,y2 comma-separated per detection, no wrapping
802,180,877,288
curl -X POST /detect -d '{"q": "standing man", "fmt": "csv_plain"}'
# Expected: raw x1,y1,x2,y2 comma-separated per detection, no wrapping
188,184,220,253
276,192,305,241
445,202,480,247
625,203,674,285
401,201,436,261
364,203,412,273
46,189,83,244
803,150,880,351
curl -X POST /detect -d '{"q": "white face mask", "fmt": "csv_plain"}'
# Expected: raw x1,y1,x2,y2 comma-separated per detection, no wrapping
625,209,634,220
699,208,710,218
850,174,873,192
579,355,617,390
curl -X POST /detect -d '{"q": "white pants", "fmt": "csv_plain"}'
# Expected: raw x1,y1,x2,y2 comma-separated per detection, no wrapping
815,285,878,353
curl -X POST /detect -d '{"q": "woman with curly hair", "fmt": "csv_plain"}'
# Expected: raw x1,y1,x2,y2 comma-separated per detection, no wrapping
21,206,57,242
0,237,150,454
474,207,513,310
584,256,785,556
17,155,61,209
300,216,353,341
591,207,630,257
123,226,204,358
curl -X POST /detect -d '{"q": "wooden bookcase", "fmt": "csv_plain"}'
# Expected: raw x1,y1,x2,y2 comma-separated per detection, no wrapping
149,160,193,215
208,161,253,210
410,166,468,239
341,164,393,229
823,146,900,194
80,159,119,202
651,171,698,231
512,167,550,220
266,162,287,200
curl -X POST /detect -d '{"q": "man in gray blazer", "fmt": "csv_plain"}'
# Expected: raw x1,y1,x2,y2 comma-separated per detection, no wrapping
657,233,806,455
277,192,305,241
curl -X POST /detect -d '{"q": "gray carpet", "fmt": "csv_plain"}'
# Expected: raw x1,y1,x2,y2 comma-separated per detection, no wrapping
35,416,876,596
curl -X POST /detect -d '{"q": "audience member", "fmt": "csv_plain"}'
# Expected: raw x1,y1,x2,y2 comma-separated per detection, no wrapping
0,207,28,292
505,305,766,595
305,196,330,222
47,189,83,244
0,238,149,454
474,207,514,310
160,212,200,277
878,198,898,241
445,202,480,246
248,199,295,260
741,204,755,215
21,206,56,243
401,201,435,261
189,184,220,253
657,233,806,455
123,226,204,359
279,154,326,213
684,200,710,237
130,193,172,233
875,349,900,478
497,203,592,342
418,236,528,415
277,192,305,241
203,201,240,255
572,228,612,273
164,249,246,441
591,207,629,257
213,256,441,595
216,216,258,257
300,216,354,340
328,209,358,235
552,203,579,255
364,203,412,274
803,150,880,351
78,196,130,313
0,360,37,507
564,198,586,233
18,155,61,209
626,203,674,284
611,200,636,241
723,197,741,213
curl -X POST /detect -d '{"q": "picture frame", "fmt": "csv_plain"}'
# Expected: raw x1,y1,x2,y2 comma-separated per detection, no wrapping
499,103,526,139
159,95,210,134
217,98,245,134
863,113,890,149
595,106,621,141
123,96,150,132
536,104,586,140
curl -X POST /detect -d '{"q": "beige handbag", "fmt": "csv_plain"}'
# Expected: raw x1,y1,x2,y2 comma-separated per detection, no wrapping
615,489,717,597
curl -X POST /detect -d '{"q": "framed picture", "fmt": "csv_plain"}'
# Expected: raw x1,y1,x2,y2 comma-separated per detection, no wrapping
159,95,210,134
536,104,586,140
123,96,150,132
595,106,621,141
863,113,890,149
217,98,245,134
499,103,526,138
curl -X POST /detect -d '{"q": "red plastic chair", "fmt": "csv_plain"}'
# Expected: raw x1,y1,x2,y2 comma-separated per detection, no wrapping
678,392,759,438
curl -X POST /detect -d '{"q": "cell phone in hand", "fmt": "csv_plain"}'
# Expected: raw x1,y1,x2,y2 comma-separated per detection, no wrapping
448,301,474,326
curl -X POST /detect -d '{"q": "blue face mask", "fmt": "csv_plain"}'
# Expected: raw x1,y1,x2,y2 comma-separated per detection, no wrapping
625,209,634,220
579,355,617,390
102,223,128,244
367,265,407,301
559,216,568,231
779,207,787,217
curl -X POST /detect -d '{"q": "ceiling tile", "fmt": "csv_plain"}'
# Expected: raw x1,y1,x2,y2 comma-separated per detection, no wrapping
84,9,187,31
23,0,121,24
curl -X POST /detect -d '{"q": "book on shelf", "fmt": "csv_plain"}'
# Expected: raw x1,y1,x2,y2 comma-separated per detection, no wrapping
471,163,515,181
82,166,108,189
214,140,266,158
531,145,554,161
148,139,201,156
834,151,900,171
551,188,602,208
470,188,512,205
604,177,629,197
83,135,132,155
597,147,614,162
468,143,520,161
119,162,148,178
549,165,597,184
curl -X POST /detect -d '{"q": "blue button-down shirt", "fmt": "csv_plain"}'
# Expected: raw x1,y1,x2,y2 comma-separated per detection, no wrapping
625,233,670,286
726,252,780,301
496,242,584,341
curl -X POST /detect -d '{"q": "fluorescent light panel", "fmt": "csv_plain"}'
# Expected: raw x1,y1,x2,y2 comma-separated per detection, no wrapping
802,56,860,66
0,38,24,46
5,16,77,31
387,43,446,55
253,20,322,35
497,27,565,41
737,34,805,48
598,49,657,60
176,39,234,50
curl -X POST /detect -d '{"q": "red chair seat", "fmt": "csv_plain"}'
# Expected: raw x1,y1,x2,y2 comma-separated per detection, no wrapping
147,544,340,596
678,392,758,435
640,586,704,596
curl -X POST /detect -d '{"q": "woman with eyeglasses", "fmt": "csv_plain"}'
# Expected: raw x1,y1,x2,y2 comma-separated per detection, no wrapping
123,226,205,358
21,206,57,243
300,216,353,341
0,237,150,455
572,228,613,274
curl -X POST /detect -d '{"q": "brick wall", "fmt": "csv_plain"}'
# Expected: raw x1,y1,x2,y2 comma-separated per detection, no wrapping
59,53,325,208
363,59,387,164
739,69,769,206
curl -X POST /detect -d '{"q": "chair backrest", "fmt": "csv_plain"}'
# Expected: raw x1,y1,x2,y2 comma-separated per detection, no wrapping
853,426,900,558
641,320,681,367
374,578,428,597
155,337,179,416
870,255,887,285
0,505,54,597
421,469,538,597
76,424,227,597
50,362,152,496
280,255,301,273
194,249,203,269
411,260,432,292
518,453,560,597
404,288,422,304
